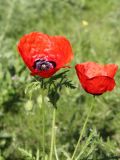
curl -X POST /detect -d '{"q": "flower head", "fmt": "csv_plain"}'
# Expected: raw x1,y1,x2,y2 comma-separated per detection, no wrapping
75,62,118,95
82,20,88,26
18,32,73,78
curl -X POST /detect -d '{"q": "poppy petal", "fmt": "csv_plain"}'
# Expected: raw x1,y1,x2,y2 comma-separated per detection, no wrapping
104,64,118,78
75,62,107,79
81,76,115,95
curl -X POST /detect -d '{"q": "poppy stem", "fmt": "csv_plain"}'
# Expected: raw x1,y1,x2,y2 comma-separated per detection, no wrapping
49,108,56,160
71,97,95,160
42,90,45,160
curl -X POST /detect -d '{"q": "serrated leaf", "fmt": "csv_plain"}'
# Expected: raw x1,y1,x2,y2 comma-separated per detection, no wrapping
18,148,35,160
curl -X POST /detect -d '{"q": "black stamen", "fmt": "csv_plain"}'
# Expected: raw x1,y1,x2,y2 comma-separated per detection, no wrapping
33,59,56,71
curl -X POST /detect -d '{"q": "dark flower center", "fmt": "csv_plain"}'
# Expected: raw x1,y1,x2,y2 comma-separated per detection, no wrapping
33,59,56,71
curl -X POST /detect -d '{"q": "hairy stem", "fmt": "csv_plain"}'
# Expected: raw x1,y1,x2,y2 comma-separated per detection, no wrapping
49,108,56,160
71,97,95,160
42,90,45,160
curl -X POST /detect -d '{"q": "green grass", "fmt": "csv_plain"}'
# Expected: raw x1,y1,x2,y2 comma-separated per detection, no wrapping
0,0,120,159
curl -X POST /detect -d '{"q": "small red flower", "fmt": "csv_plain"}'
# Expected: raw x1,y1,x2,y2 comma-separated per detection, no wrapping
17,32,73,78
75,62,118,95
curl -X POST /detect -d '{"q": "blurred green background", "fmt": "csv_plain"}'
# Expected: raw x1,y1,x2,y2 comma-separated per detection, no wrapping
0,0,120,159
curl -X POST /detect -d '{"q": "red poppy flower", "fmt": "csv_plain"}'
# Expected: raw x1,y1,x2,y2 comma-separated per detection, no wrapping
17,32,73,78
75,62,118,95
